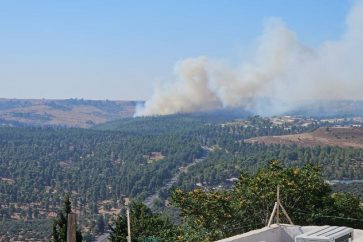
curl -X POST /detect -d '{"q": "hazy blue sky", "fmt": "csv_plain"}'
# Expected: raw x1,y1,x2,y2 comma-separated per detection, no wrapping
0,0,354,100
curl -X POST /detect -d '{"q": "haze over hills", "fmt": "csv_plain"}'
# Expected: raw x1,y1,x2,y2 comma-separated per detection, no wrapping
1,98,363,128
0,98,138,128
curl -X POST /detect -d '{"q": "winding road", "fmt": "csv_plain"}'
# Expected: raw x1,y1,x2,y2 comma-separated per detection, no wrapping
144,146,210,208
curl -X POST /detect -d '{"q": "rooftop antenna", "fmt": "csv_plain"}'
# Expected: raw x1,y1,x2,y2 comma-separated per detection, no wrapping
267,186,294,226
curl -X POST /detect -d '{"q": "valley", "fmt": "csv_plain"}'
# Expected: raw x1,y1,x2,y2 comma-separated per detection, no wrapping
1,112,363,241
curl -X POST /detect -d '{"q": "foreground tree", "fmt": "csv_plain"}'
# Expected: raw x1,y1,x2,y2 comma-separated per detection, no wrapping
52,194,83,242
109,212,127,242
172,160,363,241
109,201,177,242
96,215,106,234
171,188,242,241
107,161,363,242
233,160,334,226
328,192,363,228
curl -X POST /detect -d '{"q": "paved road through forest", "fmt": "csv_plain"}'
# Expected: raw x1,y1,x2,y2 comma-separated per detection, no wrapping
144,146,210,208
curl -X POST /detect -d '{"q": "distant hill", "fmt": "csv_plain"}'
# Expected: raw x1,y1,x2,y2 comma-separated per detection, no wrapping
286,100,363,117
2,98,363,128
0,98,138,128
249,98,363,117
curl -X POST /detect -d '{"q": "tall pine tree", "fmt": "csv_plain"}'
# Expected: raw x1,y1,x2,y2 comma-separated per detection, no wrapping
52,194,83,242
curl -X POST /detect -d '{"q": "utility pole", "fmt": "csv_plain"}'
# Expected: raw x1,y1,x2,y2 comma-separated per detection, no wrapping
267,186,293,227
67,213,77,242
276,186,280,225
125,198,131,242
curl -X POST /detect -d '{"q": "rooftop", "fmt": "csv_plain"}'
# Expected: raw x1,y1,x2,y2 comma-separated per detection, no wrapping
295,226,353,241
216,224,363,242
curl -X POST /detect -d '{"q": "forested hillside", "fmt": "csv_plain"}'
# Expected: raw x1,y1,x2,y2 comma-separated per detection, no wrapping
0,125,202,214
176,143,363,191
0,114,363,240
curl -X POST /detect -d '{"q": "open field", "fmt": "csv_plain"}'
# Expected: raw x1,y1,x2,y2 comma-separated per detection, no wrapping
246,127,363,148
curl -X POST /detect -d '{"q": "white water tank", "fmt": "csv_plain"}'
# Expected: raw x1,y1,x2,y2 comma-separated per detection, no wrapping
295,226,354,242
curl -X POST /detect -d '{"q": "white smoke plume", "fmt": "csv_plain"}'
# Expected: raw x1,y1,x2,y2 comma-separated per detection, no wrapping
136,0,363,116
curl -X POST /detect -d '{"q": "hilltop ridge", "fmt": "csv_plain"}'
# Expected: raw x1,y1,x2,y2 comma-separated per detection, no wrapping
0,98,138,128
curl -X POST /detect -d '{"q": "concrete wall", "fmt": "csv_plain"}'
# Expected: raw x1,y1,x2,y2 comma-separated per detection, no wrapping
216,225,283,242
215,225,363,242
281,226,316,241
215,225,318,242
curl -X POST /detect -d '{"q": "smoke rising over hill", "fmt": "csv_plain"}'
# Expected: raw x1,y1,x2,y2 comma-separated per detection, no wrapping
136,1,363,117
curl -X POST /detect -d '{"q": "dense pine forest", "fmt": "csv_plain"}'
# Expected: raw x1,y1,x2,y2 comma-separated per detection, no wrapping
0,114,363,241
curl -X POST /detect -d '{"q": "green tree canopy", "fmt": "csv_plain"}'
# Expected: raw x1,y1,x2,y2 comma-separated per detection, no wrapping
171,161,363,241
109,201,177,242
52,194,82,242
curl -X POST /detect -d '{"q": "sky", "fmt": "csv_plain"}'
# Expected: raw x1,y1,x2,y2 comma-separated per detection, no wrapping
0,0,354,100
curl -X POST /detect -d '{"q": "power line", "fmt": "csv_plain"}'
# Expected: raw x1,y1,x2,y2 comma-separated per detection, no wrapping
294,209,363,222
223,222,265,233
